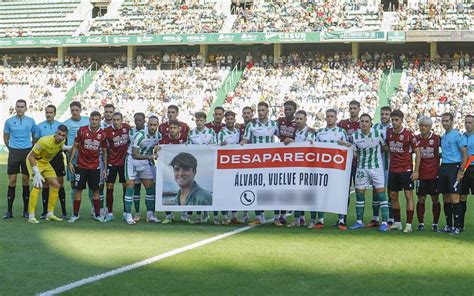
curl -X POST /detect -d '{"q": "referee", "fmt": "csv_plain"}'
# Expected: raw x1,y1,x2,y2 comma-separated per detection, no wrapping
460,115,474,231
36,105,68,219
438,113,468,235
3,99,38,219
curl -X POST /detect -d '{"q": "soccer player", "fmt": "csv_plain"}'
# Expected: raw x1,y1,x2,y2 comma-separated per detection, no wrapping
68,111,108,223
275,100,298,225
241,101,279,226
128,112,146,221
415,116,441,232
349,114,390,232
158,105,190,139
123,116,162,225
187,111,216,224
313,109,351,231
217,110,241,225
26,125,68,223
35,105,68,219
370,106,393,227
438,113,468,235
63,101,89,208
284,110,312,228
104,112,130,222
386,110,420,233
460,115,474,231
3,99,38,219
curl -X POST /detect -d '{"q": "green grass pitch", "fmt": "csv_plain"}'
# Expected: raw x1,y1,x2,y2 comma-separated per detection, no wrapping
0,155,473,295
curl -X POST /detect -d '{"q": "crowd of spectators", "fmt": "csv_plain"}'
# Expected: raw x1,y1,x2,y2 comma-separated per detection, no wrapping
89,2,225,36
2,27,32,38
73,64,229,124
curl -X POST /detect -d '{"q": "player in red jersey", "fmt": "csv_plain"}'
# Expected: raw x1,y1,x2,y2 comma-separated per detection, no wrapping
104,112,131,222
158,105,189,141
238,106,255,144
386,110,420,233
205,106,225,134
68,111,108,223
415,116,441,232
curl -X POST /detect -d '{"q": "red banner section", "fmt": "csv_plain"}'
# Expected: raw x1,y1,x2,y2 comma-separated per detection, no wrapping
217,147,348,170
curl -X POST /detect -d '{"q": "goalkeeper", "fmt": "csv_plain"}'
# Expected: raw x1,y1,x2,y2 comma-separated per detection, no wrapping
26,125,68,224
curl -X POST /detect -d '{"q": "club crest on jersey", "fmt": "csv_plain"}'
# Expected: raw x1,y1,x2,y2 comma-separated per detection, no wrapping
122,128,126,133
97,134,102,139
400,135,404,141
429,139,434,145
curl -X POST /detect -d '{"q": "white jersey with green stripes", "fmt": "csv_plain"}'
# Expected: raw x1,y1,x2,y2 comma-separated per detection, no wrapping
217,127,240,145
295,126,312,142
127,127,145,154
187,127,216,145
131,129,162,156
243,118,279,144
352,129,385,169
313,126,348,143
373,122,391,170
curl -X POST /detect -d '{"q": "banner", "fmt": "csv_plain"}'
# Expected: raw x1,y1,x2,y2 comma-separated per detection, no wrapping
321,31,386,42
156,142,353,214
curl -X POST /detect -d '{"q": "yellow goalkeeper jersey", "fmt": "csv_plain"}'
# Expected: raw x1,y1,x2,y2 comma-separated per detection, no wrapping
31,135,65,164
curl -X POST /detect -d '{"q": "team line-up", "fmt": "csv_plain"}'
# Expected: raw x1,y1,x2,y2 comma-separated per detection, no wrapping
3,99,474,235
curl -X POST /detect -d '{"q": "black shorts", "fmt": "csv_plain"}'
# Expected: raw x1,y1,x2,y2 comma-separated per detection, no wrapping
7,148,30,175
106,165,125,184
388,171,414,192
437,163,462,194
416,179,439,196
50,152,65,177
74,167,100,190
461,166,474,195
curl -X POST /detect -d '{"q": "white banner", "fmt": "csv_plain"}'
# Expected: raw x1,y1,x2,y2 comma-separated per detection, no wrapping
156,142,353,214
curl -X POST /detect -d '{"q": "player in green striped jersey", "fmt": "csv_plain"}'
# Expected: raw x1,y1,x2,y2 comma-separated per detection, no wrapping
241,102,279,226
312,109,351,231
370,106,394,227
284,110,313,227
350,114,390,232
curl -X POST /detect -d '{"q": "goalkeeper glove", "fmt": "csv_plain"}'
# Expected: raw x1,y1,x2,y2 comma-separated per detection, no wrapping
32,166,44,188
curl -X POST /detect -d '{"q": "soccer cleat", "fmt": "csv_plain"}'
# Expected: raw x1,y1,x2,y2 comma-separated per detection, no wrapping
222,218,230,225
146,214,161,223
94,215,107,223
279,216,287,225
349,222,365,230
133,214,141,222
431,224,438,232
3,212,13,219
23,211,28,218
28,217,39,224
273,219,283,227
439,225,451,233
46,214,63,222
40,212,47,220
403,224,412,233
162,217,173,224
180,214,189,222
213,218,220,225
417,224,425,231
391,222,403,231
314,222,325,230
105,213,114,222
388,219,394,226
287,221,301,228
61,214,68,220
379,222,390,232
68,216,80,223
100,208,106,217
337,223,347,231
230,217,241,224
307,221,316,229
248,219,262,226
450,228,460,235
366,220,379,228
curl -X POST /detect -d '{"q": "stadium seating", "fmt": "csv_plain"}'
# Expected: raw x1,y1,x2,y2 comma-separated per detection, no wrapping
0,0,82,38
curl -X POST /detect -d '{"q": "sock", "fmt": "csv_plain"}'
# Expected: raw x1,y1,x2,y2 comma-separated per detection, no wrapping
47,187,59,213
453,202,461,229
316,212,323,221
124,187,134,214
122,187,126,213
93,199,100,217
444,202,453,228
393,208,401,222
406,210,414,224
355,191,365,222
388,200,394,220
460,200,467,229
338,214,345,222
99,187,104,209
59,187,67,216
22,185,30,213
145,187,155,212
70,187,76,204
376,192,389,222
372,192,380,219
106,188,114,214
42,188,49,214
432,202,441,225
213,211,219,217
7,186,15,212
28,187,41,215
133,183,141,212
88,188,94,206
416,202,425,223
73,199,81,216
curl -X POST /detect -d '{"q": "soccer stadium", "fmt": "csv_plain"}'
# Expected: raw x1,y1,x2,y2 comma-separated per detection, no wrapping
1,0,473,294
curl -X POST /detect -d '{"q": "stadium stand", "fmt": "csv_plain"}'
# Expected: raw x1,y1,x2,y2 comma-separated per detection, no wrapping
0,0,83,38
88,1,226,36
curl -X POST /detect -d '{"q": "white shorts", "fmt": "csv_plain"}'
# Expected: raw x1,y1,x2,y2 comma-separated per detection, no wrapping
355,167,385,190
125,155,155,181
